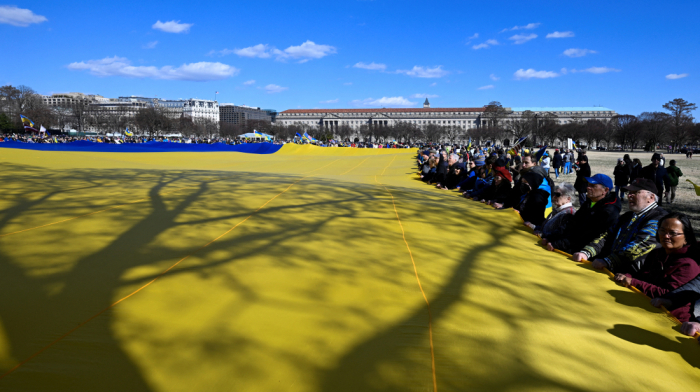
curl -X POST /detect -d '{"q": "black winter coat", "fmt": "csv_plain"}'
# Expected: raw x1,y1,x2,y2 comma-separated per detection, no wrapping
547,192,622,254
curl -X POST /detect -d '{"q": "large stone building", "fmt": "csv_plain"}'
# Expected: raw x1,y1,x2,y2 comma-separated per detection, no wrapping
118,96,219,123
219,104,272,125
276,99,616,133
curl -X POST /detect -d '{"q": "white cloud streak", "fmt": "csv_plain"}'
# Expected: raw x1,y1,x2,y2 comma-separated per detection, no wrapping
319,98,339,104
509,33,537,44
547,31,575,38
666,73,688,80
0,5,47,26
468,33,479,39
264,84,288,94
572,66,621,74
396,65,448,78
243,80,255,85
473,39,499,50
351,96,415,107
478,85,495,90
353,62,386,71
514,68,559,80
67,56,238,81
152,20,193,33
212,41,335,62
563,48,597,57
143,41,158,49
490,74,500,81
501,23,540,32
410,93,439,99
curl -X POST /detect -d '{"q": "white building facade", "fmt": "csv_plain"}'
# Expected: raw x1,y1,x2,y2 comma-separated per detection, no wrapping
277,103,617,133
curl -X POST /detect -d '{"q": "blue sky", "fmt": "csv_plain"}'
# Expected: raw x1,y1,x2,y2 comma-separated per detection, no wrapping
1,0,698,115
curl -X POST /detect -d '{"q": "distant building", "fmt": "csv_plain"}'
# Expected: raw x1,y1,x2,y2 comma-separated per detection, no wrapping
42,92,99,107
276,105,617,131
117,96,219,123
219,104,272,125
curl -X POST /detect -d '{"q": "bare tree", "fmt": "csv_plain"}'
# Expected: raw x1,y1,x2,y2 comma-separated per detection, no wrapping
638,112,670,151
663,98,697,151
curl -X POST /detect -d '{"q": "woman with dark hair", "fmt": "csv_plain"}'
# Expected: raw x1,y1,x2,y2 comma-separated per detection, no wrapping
629,158,643,183
615,212,700,322
516,171,551,226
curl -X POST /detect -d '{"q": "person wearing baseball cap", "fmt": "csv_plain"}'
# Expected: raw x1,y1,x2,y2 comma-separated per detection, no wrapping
572,177,667,273
542,172,622,254
642,153,670,206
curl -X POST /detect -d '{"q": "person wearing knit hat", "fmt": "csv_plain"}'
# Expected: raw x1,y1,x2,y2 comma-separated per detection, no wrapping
474,154,485,167
481,166,513,206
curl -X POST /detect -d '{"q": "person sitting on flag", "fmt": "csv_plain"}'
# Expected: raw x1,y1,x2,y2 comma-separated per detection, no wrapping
542,174,621,255
516,171,551,226
572,178,667,273
525,183,577,238
482,166,513,206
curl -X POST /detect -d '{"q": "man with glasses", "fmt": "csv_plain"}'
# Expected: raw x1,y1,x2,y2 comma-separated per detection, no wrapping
543,174,621,254
572,178,667,273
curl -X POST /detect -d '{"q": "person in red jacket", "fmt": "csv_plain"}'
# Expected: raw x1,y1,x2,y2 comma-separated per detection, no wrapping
615,212,699,322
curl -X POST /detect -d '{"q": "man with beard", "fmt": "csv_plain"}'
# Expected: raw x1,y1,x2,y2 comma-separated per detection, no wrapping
572,178,666,274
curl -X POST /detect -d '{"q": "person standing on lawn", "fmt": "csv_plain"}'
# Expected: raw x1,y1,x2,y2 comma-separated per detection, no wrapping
666,159,683,204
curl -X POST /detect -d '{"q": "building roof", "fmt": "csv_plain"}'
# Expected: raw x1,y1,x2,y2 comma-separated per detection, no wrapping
510,107,614,112
280,107,485,114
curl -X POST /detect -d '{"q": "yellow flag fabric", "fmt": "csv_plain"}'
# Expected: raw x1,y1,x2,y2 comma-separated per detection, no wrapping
0,145,699,391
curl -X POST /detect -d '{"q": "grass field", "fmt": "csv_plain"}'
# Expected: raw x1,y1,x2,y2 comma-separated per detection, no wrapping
1,145,700,391
551,150,700,227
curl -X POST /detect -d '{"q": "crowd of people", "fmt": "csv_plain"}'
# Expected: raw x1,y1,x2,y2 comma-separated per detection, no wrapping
0,132,416,149
417,145,700,341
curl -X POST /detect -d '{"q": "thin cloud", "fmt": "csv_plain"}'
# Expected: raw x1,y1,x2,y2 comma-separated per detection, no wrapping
319,98,339,104
264,84,287,94
468,33,479,40
278,40,336,61
234,44,272,58
396,66,448,78
563,48,597,57
509,33,537,44
572,66,621,74
490,74,500,81
547,31,575,38
501,23,540,32
243,80,256,85
353,62,386,71
430,82,437,87
152,20,193,33
478,85,495,90
666,73,688,80
0,5,47,26
514,68,559,80
410,93,439,99
213,41,335,62
473,39,499,50
143,41,158,49
67,56,238,81
351,96,415,107
343,82,352,85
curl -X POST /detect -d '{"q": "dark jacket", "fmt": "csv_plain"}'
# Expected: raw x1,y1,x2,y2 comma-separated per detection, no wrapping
552,152,563,168
547,192,622,254
666,165,683,187
642,164,670,194
629,164,642,182
518,172,550,226
613,164,629,186
573,162,591,193
481,179,512,203
581,205,667,273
